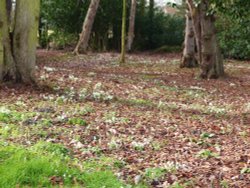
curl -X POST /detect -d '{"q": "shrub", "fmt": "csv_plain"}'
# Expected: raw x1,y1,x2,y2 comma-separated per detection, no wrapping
217,14,250,60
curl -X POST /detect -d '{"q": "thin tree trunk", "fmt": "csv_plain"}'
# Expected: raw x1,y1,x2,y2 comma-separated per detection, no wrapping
148,0,154,48
120,0,127,64
13,0,40,83
180,7,198,68
187,0,224,79
127,0,137,52
73,0,100,55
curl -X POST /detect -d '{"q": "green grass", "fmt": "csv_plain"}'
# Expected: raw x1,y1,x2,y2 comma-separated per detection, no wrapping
0,142,127,188
82,171,123,188
0,144,79,188
68,117,87,126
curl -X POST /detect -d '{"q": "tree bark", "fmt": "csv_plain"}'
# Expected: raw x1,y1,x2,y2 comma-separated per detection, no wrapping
187,0,201,65
0,25,3,80
180,8,198,68
120,0,127,64
6,0,12,23
199,0,224,78
73,0,100,55
0,0,16,81
0,0,40,83
187,0,224,79
127,0,137,52
148,0,154,48
13,0,40,83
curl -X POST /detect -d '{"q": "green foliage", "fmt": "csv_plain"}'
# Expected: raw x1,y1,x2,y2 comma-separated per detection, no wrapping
68,117,87,126
217,13,250,60
0,107,22,123
240,167,250,174
144,167,167,180
197,149,219,159
135,10,185,50
40,0,184,51
48,31,78,49
211,0,250,60
32,141,70,157
220,180,229,188
169,182,191,188
144,164,177,181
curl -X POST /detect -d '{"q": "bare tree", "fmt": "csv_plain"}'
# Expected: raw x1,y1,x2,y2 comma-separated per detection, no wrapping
180,7,198,68
73,0,100,55
127,0,137,52
120,0,127,64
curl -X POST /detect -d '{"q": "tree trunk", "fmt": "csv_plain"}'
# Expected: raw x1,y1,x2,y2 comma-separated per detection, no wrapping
0,0,16,81
199,0,224,78
180,8,198,68
120,0,127,64
127,0,137,52
0,0,40,83
148,0,154,48
0,26,3,80
187,0,224,79
187,0,201,65
73,0,100,55
13,0,40,83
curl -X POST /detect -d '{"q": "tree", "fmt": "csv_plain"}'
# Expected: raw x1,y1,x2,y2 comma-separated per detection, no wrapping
120,0,127,64
73,0,100,54
180,6,198,68
187,0,224,79
148,0,155,48
127,0,137,52
0,0,40,83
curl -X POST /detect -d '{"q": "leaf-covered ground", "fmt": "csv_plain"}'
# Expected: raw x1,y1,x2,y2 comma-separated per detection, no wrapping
0,50,250,187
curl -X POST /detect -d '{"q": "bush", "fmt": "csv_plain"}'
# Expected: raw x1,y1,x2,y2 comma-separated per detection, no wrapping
217,14,250,60
134,10,185,51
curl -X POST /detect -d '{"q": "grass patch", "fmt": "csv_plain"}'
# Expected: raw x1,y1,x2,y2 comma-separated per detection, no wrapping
82,171,123,188
0,144,78,188
0,142,127,188
68,117,87,126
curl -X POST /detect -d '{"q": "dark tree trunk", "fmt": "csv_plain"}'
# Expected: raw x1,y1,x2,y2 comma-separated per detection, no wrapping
187,0,224,79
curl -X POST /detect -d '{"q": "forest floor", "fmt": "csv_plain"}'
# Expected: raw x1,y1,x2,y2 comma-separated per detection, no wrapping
0,50,250,188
